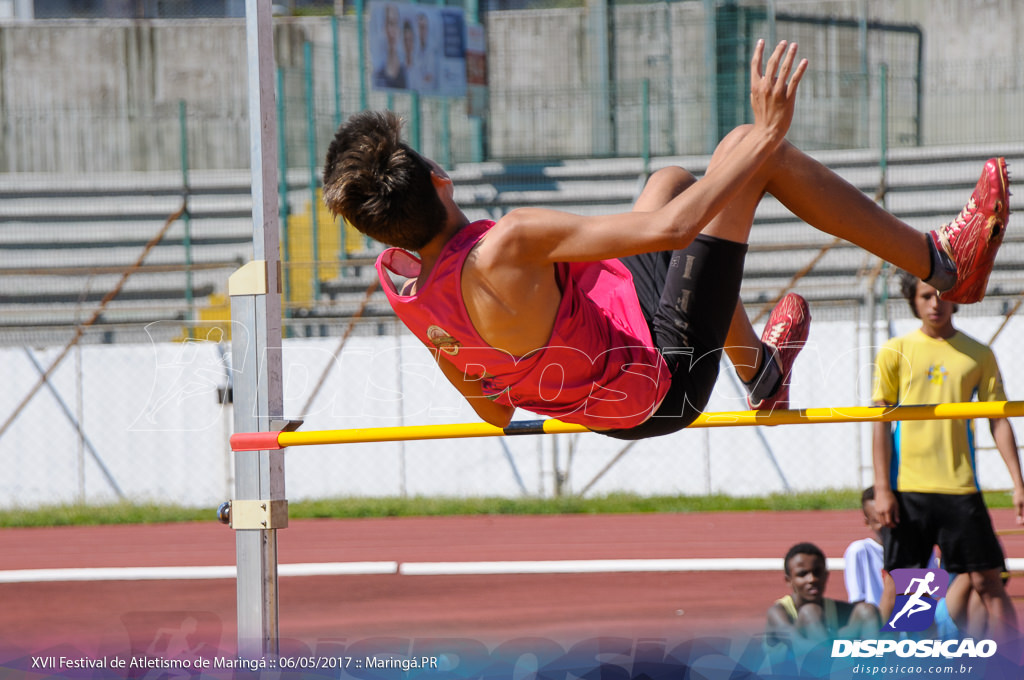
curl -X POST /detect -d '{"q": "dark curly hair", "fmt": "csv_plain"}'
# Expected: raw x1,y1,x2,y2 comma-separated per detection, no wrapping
896,269,922,318
322,110,447,250
783,542,826,576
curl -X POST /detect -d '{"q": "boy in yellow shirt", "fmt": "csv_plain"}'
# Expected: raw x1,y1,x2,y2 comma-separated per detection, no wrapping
872,270,1024,640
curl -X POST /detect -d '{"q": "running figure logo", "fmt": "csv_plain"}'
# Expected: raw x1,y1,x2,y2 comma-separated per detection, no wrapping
884,568,950,632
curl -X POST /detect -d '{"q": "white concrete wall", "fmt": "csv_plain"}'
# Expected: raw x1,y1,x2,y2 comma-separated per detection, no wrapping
1,1,1022,170
3,313,1021,509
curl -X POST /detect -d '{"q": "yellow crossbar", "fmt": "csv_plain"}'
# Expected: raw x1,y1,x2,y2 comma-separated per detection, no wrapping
229,401,1024,450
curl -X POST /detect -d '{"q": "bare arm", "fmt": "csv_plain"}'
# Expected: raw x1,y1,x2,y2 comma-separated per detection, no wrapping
990,417,1024,524
765,603,800,648
766,602,827,656
433,351,515,428
486,41,809,265
872,401,900,528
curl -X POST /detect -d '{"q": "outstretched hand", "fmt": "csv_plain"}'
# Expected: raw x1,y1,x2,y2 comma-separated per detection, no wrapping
750,39,808,143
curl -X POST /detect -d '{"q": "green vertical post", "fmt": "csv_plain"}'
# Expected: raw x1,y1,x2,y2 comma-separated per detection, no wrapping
277,66,292,332
858,2,869,148
702,0,718,154
408,0,421,151
879,63,888,209
641,79,650,176
661,0,675,156
178,100,194,339
304,42,323,296
409,93,422,150
914,34,923,147
357,0,368,110
466,0,484,162
587,0,614,157
878,63,891,323
332,14,343,127
439,102,451,169
437,0,451,169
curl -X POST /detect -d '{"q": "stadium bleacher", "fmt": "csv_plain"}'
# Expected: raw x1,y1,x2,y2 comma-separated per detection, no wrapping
1,144,1022,346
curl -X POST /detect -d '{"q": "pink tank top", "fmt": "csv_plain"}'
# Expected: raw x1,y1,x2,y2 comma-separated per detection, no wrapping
376,220,670,429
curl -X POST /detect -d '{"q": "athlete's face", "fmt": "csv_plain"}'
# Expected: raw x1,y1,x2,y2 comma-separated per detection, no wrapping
912,281,955,336
785,553,828,606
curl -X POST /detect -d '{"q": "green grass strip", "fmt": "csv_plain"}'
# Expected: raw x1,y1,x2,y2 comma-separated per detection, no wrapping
0,490,1016,528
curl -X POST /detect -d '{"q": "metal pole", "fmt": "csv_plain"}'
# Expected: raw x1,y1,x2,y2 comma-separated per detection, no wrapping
234,0,287,659
179,100,194,339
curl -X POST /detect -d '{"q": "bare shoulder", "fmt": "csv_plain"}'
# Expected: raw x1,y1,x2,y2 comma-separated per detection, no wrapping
459,218,562,356
472,209,536,264
464,215,554,282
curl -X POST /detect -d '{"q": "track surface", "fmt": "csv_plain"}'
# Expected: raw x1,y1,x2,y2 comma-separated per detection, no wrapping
2,509,1022,658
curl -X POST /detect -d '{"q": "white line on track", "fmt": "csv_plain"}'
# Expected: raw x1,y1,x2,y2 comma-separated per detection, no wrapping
4,558,1021,584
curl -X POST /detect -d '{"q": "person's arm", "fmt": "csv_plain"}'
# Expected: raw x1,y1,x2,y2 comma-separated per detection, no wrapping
765,603,800,648
484,41,808,266
990,417,1024,524
979,348,1024,524
871,343,900,528
766,601,829,656
872,408,899,529
433,351,515,427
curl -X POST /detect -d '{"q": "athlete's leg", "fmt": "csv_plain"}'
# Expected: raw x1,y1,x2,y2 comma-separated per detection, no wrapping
969,568,1017,641
693,128,813,399
704,123,1008,304
633,166,697,212
725,300,761,382
841,601,882,639
694,127,778,382
698,124,931,276
696,122,971,401
943,572,974,634
879,570,896,623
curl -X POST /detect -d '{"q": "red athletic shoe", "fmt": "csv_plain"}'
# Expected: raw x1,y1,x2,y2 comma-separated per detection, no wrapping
749,293,811,411
931,157,1010,303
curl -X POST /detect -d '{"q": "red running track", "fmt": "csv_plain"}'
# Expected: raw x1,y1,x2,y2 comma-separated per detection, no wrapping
2,509,1022,657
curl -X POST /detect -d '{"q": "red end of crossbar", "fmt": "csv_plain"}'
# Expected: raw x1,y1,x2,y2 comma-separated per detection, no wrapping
230,431,282,451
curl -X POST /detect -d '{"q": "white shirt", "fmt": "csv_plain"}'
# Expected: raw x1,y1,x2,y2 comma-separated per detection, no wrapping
844,536,938,605
844,537,885,605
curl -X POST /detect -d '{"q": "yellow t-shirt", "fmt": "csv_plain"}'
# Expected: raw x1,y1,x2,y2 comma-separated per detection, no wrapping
872,329,1006,494
775,594,839,632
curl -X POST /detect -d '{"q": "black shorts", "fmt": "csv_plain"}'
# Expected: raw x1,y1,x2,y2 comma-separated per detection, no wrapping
881,492,1006,574
601,234,747,440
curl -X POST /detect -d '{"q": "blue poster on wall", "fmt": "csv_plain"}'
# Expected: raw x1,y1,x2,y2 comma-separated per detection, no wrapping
369,1,468,97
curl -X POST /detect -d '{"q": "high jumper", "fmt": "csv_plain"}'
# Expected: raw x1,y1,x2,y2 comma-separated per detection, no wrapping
320,39,1011,440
